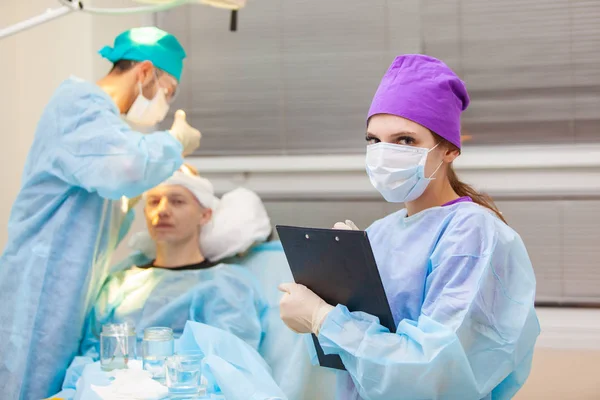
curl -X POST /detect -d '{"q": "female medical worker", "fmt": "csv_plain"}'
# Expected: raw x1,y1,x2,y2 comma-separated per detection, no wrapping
0,27,200,400
279,55,540,400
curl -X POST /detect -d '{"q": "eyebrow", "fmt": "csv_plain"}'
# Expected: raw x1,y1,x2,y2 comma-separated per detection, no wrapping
146,194,188,203
168,193,189,200
366,131,418,137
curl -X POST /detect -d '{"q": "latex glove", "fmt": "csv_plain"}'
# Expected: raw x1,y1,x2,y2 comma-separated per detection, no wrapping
127,195,142,210
278,283,334,335
333,219,359,230
169,110,201,156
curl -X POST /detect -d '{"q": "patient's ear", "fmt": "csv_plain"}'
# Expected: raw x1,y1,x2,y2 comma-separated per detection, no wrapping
199,208,213,227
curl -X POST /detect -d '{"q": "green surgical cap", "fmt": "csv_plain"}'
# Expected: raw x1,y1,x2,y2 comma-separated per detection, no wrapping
99,27,186,82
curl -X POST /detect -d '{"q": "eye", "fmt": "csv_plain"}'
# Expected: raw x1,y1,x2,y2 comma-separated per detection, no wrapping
397,136,416,146
365,135,380,145
171,199,184,206
147,199,160,207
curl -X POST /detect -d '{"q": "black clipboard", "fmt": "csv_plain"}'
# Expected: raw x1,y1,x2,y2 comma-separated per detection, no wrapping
276,225,396,371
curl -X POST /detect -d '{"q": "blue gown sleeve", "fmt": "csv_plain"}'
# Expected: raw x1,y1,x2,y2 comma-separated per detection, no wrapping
191,268,266,351
317,212,540,400
53,90,184,200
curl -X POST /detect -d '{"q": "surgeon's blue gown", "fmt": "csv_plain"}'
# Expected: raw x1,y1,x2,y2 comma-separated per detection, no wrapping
317,202,540,400
0,77,183,400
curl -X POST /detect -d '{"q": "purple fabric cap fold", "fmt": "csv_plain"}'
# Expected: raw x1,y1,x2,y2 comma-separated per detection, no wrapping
367,54,470,149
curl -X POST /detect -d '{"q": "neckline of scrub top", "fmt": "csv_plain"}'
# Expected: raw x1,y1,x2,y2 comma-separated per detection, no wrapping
400,198,478,226
442,196,472,207
139,259,216,271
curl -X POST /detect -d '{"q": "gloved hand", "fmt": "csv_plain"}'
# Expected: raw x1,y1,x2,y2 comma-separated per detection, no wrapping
126,195,142,210
333,219,359,230
278,283,334,335
169,110,201,156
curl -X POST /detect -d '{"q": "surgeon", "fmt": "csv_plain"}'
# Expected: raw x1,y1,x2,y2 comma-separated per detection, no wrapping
0,27,201,399
279,55,540,400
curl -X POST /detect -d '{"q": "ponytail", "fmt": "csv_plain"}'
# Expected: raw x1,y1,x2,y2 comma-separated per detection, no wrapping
434,133,507,224
447,165,507,224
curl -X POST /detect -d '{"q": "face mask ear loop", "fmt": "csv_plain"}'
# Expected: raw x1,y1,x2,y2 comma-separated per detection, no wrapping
153,69,168,100
428,142,441,152
427,142,444,180
136,81,144,100
427,160,444,180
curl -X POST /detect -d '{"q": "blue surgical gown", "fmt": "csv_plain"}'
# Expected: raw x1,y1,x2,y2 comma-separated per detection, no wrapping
78,260,267,357
317,202,540,400
0,77,183,400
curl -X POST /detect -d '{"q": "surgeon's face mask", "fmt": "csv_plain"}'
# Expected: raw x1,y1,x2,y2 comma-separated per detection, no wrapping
121,116,157,134
125,73,170,127
366,142,443,203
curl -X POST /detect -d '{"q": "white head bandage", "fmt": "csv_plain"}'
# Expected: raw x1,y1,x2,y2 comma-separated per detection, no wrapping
130,171,272,262
199,187,272,261
160,170,219,210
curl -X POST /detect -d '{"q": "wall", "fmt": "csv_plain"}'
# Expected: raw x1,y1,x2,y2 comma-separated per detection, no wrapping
514,308,600,399
0,0,93,248
516,349,600,399
0,2,18,248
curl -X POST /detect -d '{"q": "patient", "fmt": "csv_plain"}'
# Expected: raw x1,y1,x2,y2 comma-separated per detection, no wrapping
79,166,270,356
52,167,293,399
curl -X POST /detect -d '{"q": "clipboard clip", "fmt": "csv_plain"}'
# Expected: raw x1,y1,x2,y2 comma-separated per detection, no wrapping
305,233,341,242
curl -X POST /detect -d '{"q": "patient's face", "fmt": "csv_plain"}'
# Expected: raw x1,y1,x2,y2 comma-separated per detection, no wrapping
145,185,211,245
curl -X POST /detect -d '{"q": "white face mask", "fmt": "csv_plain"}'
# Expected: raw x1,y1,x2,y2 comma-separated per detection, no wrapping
125,77,170,127
365,142,443,203
121,115,157,134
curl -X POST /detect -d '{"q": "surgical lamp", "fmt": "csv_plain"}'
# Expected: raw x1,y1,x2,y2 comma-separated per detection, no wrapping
0,0,246,40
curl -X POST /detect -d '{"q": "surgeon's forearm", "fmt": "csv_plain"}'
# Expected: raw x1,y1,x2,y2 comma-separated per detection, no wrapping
113,131,184,198
58,109,184,199
317,306,496,400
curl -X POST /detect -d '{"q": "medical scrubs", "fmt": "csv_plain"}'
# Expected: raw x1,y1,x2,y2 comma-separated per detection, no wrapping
0,77,183,399
318,200,540,400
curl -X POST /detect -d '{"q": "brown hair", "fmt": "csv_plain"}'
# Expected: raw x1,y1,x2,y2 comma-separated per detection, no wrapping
437,136,507,224
109,59,139,74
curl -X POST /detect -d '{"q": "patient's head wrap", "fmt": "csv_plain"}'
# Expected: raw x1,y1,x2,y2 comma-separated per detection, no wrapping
131,169,272,262
367,54,470,149
159,170,219,210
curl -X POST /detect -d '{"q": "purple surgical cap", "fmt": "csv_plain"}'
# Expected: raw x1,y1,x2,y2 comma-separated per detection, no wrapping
367,54,470,149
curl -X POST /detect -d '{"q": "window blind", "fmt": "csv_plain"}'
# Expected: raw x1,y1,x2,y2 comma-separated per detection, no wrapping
158,0,600,154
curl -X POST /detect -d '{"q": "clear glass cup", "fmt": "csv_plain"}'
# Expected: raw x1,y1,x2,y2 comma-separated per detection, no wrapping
100,323,136,371
142,327,175,381
165,351,205,399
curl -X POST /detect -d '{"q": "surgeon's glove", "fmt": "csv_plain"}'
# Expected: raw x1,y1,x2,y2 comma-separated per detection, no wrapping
333,219,359,230
169,110,202,156
278,283,334,335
